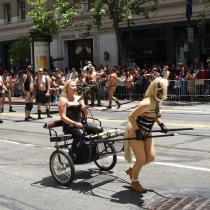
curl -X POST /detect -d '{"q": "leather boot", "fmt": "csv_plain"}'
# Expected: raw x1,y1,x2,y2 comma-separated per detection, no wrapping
46,109,52,118
38,110,42,119
125,167,132,180
116,100,121,109
1,107,4,113
131,181,147,193
107,101,112,109
9,106,16,112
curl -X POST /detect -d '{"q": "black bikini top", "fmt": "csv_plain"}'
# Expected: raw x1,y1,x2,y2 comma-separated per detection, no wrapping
136,101,160,134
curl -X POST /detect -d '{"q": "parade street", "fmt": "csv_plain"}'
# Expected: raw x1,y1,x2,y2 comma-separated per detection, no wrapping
0,101,210,210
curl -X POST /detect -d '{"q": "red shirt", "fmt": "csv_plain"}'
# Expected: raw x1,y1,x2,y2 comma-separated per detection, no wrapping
197,70,208,79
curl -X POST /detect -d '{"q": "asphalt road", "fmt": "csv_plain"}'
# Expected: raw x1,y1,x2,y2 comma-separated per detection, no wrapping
0,102,210,210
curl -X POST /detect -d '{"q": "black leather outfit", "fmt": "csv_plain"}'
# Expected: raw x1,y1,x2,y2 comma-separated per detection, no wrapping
136,101,160,139
63,105,103,154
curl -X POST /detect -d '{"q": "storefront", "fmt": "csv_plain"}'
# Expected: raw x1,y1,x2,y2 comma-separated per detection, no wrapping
121,21,210,68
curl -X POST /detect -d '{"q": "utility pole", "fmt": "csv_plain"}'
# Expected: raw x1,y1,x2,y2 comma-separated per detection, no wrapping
186,0,193,67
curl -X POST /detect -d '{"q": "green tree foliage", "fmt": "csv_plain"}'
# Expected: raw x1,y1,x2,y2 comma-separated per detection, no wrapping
197,0,210,32
8,36,31,65
27,0,160,65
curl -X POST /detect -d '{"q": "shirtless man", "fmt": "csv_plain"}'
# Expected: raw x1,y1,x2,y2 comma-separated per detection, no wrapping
1,70,16,112
0,75,9,123
107,67,121,109
22,65,35,121
51,68,64,105
36,68,52,119
86,66,101,106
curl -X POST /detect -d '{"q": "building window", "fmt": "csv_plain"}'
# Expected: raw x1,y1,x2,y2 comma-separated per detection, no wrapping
20,0,26,21
5,4,11,23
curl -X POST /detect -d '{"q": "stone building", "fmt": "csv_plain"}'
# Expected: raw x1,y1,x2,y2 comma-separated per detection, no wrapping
0,0,210,72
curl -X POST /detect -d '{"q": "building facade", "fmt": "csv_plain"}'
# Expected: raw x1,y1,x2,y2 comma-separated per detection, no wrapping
0,0,210,72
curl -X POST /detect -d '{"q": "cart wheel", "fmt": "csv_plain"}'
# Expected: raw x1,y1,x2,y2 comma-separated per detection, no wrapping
94,143,117,171
49,150,75,186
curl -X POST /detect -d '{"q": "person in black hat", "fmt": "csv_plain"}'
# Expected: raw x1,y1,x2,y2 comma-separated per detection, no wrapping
1,70,16,113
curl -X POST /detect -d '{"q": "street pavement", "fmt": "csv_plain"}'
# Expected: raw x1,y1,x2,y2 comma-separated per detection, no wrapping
1,98,210,209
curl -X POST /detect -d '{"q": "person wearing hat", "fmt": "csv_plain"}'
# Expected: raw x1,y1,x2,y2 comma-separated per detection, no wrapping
1,70,16,113
22,65,35,121
83,61,92,73
51,68,65,105
0,74,10,123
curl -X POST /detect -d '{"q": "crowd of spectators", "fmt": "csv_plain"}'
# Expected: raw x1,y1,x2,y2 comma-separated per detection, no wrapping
1,60,210,102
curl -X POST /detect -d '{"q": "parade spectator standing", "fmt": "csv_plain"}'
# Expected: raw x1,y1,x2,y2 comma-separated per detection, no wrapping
76,72,88,105
83,61,92,73
51,68,65,105
150,68,160,81
1,70,16,112
70,68,78,79
65,68,72,81
106,67,121,109
173,76,181,101
185,68,196,101
36,68,52,119
197,64,208,96
125,71,133,100
179,66,188,96
22,65,35,121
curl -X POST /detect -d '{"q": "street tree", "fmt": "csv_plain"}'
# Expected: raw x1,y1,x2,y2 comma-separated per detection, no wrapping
8,35,31,66
27,0,160,66
197,0,210,32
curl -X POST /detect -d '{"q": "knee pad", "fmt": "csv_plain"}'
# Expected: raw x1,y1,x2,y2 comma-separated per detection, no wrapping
28,103,33,111
25,103,30,111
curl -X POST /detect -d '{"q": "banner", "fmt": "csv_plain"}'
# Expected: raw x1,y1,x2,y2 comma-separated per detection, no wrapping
34,41,50,72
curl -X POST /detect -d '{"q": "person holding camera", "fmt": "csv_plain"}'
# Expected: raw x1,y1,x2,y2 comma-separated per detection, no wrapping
21,65,35,121
124,78,168,193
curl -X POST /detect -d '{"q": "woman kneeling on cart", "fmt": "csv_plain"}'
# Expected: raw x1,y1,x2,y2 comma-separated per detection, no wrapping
124,78,168,193
58,79,103,158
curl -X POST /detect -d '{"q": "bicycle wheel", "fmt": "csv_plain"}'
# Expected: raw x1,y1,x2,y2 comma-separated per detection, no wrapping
94,143,117,171
49,150,75,186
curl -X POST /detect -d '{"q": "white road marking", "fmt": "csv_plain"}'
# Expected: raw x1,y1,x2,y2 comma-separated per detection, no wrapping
117,156,210,172
1,139,210,173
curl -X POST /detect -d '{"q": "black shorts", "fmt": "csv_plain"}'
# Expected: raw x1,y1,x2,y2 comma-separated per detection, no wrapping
36,90,49,104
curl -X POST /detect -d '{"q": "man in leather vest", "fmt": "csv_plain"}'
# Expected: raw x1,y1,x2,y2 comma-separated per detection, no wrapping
22,65,35,121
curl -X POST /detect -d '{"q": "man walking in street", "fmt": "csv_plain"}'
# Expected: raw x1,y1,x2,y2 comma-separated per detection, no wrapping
1,70,16,113
0,75,9,123
36,68,52,119
107,67,121,109
22,65,35,121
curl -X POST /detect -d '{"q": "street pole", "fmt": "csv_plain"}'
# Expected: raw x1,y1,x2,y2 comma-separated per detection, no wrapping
186,0,193,67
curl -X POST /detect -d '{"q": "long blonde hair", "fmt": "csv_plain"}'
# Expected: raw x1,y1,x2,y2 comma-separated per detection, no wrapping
145,78,168,100
60,79,76,98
